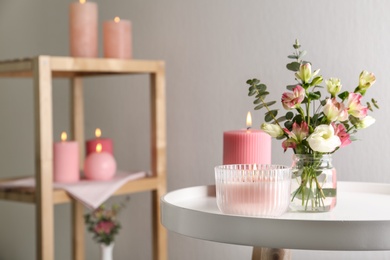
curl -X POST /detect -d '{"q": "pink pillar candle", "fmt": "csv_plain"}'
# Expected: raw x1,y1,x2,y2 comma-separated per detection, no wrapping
86,128,113,156
69,1,98,57
103,17,132,59
223,129,271,165
86,138,113,155
84,144,117,181
53,132,80,183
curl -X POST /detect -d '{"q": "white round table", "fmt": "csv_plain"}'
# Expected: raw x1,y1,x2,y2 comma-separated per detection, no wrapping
161,182,390,259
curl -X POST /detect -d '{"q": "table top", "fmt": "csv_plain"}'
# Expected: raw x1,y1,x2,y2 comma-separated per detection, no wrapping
161,182,390,251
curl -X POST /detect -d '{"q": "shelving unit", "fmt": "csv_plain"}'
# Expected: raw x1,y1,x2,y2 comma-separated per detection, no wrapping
0,56,167,260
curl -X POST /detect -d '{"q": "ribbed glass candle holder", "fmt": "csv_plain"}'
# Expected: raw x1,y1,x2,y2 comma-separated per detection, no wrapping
215,164,292,217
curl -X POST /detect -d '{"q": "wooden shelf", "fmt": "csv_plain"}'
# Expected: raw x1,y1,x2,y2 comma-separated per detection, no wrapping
0,176,163,204
0,56,165,78
0,56,167,260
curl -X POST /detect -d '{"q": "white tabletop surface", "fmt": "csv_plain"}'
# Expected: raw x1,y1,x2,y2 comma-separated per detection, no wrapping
161,181,390,251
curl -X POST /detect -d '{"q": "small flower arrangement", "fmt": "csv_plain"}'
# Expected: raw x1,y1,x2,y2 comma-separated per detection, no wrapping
246,39,379,211
84,198,128,245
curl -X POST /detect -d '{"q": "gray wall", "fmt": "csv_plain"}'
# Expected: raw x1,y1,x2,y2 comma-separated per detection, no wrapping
0,0,389,259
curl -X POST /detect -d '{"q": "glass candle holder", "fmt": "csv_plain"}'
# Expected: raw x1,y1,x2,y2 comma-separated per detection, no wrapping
215,164,292,217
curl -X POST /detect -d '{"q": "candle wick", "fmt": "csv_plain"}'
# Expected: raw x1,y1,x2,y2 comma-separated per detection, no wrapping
247,127,251,130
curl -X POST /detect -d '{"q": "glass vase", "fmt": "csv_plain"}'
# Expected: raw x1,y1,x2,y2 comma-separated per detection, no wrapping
100,243,114,260
290,154,337,212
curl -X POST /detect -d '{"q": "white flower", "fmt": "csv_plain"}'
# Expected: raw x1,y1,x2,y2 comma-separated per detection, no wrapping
325,78,342,96
261,123,284,138
307,124,341,153
354,115,376,129
295,63,320,84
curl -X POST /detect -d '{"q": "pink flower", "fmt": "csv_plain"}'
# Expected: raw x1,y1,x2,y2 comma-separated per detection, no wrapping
346,93,368,119
282,122,309,152
94,221,115,235
332,123,351,148
323,98,348,122
281,85,305,110
284,121,309,142
282,138,297,152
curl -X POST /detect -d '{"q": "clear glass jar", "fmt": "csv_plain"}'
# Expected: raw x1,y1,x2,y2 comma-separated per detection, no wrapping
290,154,337,212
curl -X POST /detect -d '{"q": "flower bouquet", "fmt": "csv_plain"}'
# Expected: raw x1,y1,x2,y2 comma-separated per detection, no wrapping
246,40,378,211
84,198,128,245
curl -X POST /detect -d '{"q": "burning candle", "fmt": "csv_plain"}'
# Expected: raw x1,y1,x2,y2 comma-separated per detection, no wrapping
86,128,113,156
69,0,98,57
103,16,132,59
53,132,80,183
223,112,271,165
84,143,117,181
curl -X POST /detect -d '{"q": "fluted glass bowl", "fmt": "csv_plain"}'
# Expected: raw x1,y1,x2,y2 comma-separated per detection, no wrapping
215,164,292,217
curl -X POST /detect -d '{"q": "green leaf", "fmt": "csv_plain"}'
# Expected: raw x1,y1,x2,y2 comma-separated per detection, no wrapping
256,84,267,93
310,76,323,86
293,114,303,124
338,91,349,101
286,84,297,91
276,116,287,122
265,110,278,122
254,100,276,110
308,91,321,100
284,120,293,129
322,188,337,197
372,98,379,109
246,79,253,85
253,99,261,105
293,39,301,49
248,90,256,96
252,78,260,85
256,91,270,99
286,62,300,72
254,104,264,110
286,111,294,120
288,54,298,59
298,50,307,59
265,100,276,107
366,102,373,112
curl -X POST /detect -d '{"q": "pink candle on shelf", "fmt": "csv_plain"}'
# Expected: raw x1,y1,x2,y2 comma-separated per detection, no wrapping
84,143,117,181
103,17,132,59
86,128,113,156
223,112,271,165
53,132,80,183
69,0,98,57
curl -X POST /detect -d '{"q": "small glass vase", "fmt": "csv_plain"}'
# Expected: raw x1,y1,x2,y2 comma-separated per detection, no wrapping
100,242,114,260
290,154,337,212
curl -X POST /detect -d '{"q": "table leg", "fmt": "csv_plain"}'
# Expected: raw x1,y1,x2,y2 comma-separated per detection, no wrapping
252,247,291,260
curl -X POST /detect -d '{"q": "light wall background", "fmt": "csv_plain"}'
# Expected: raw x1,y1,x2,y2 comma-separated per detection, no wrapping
0,0,389,259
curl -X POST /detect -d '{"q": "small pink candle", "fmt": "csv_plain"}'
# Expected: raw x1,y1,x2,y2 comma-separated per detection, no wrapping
103,17,132,59
69,0,98,57
84,143,117,181
86,128,113,156
53,132,80,183
223,112,271,165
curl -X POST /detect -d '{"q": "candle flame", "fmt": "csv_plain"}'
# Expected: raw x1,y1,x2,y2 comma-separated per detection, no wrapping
246,111,252,129
95,128,102,138
79,0,86,4
114,17,120,23
61,132,67,142
96,143,102,153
